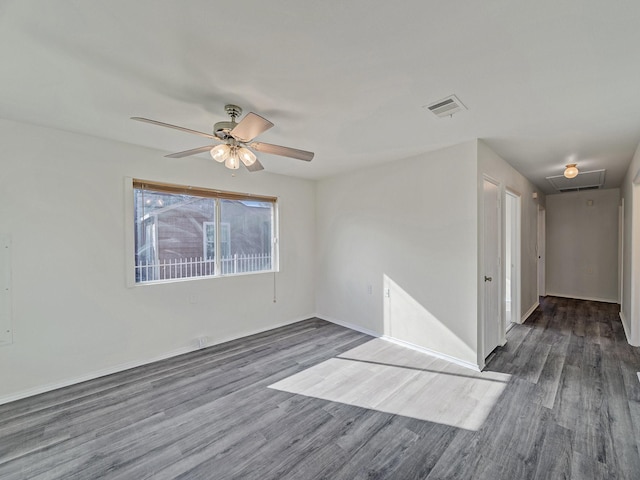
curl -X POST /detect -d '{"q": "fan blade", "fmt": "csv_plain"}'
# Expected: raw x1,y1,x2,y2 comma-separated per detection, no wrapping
165,145,216,158
249,142,314,161
245,159,264,172
230,112,274,142
131,117,215,139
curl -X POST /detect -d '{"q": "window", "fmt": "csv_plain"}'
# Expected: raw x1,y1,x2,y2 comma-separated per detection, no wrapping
133,179,277,284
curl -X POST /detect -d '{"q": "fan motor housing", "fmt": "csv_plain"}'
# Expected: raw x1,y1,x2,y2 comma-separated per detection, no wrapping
213,120,237,140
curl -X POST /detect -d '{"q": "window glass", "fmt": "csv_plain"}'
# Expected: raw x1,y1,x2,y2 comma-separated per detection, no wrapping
203,221,216,261
133,182,276,284
220,199,273,275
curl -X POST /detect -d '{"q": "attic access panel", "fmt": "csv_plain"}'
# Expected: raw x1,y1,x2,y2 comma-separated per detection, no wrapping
546,169,606,192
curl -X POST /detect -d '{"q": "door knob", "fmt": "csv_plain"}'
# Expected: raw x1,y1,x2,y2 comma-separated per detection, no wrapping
484,276,492,282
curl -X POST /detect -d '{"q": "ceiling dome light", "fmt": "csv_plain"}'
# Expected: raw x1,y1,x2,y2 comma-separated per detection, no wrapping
564,163,579,179
210,144,230,163
238,147,257,166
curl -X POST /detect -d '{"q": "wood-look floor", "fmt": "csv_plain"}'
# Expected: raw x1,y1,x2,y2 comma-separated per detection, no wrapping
2,296,640,479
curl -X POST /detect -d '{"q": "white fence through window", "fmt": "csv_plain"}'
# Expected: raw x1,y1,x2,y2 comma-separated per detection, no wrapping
136,254,272,282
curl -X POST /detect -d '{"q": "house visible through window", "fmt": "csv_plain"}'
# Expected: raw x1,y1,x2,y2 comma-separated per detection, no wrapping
133,179,277,284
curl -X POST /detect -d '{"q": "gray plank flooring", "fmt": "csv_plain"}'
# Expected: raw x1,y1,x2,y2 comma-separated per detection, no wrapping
1,296,640,479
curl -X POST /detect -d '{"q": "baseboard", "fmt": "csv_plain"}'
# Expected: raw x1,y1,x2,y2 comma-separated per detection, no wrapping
619,311,640,347
320,315,481,371
318,315,381,338
619,311,632,344
521,301,539,323
0,345,192,406
0,315,314,406
545,292,619,304
381,335,481,372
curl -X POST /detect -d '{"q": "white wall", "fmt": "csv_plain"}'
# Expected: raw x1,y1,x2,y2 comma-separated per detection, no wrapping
0,119,316,403
7,118,629,402
316,141,480,367
621,141,640,345
545,189,619,303
477,140,543,322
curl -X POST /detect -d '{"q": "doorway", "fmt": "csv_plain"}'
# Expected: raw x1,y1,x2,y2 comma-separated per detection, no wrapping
483,177,501,360
505,190,521,330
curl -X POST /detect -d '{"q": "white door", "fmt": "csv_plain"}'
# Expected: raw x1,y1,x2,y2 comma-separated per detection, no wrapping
483,178,501,359
537,208,546,297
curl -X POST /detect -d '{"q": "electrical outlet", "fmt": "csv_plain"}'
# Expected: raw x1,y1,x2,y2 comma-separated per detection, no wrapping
197,336,207,349
366,284,373,295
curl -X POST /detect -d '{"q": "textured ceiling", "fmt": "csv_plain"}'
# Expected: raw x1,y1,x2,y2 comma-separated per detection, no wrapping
1,0,640,193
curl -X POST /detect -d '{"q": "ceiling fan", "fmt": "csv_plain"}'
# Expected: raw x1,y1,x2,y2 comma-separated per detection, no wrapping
131,104,314,172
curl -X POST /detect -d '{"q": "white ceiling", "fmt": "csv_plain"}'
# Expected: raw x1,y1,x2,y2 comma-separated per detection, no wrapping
2,0,640,194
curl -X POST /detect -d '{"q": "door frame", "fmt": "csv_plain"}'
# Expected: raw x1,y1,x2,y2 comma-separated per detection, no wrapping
619,199,624,306
505,188,522,329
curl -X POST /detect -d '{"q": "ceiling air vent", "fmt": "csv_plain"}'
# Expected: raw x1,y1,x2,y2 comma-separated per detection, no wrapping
557,185,601,193
424,95,467,118
546,169,606,193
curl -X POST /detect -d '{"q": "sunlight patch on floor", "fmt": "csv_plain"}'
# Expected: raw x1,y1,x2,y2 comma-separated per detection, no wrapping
269,338,511,431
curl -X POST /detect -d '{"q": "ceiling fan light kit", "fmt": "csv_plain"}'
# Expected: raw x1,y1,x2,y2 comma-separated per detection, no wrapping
132,104,314,173
564,163,579,179
238,147,257,166
209,142,257,170
210,144,230,162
